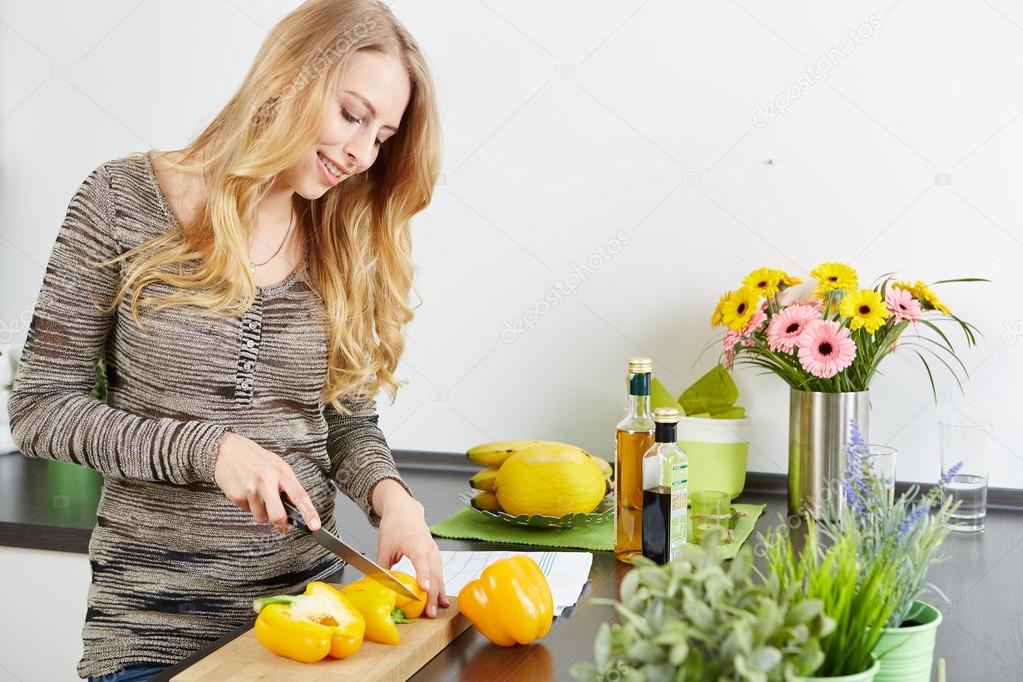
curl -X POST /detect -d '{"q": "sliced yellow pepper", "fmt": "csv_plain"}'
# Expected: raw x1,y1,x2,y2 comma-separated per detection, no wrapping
457,555,554,647
341,572,426,619
252,581,365,663
340,579,412,645
390,572,428,619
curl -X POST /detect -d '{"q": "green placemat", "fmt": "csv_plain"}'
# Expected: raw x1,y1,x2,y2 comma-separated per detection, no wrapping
430,503,766,560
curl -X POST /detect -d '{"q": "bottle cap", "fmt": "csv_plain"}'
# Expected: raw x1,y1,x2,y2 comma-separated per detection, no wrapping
653,407,680,424
627,357,653,373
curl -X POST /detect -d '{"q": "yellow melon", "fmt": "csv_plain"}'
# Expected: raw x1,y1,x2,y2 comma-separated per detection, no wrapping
494,443,607,516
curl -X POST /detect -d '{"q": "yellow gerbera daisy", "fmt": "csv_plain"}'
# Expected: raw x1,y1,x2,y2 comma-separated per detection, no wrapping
721,287,760,332
779,272,802,288
839,289,889,333
812,262,858,295
742,268,800,298
710,291,729,327
893,280,951,315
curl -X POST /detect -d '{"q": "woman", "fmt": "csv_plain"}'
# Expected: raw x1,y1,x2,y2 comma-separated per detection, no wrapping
7,1,447,679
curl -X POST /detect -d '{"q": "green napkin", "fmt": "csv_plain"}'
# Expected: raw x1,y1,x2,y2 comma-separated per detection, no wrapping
651,376,685,414
680,364,743,418
430,503,765,561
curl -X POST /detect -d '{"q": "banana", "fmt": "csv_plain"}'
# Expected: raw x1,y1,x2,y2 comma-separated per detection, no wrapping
466,440,576,467
470,491,503,512
469,467,500,492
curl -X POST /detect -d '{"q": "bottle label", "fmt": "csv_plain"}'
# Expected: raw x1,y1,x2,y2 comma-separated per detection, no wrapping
669,462,688,560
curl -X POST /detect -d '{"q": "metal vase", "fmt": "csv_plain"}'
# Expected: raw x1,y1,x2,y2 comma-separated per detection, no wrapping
788,389,870,516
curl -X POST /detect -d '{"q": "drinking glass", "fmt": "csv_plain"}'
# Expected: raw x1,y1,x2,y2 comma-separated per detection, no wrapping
864,445,898,505
690,490,730,544
939,417,992,533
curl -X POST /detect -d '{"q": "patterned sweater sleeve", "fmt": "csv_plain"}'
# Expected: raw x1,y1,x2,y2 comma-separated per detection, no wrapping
6,162,234,485
325,394,413,528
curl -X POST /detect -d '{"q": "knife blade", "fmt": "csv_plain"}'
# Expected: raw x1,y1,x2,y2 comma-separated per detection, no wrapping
281,498,421,602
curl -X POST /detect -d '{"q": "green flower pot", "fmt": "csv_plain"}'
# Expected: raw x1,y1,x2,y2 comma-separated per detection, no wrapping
873,601,942,682
677,416,749,500
796,657,880,682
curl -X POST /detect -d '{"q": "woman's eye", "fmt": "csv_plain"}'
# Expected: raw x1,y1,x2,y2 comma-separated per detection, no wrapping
341,108,361,125
342,107,383,147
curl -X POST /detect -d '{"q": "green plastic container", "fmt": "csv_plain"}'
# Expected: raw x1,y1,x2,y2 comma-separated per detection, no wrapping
677,416,749,500
796,657,880,681
872,602,942,682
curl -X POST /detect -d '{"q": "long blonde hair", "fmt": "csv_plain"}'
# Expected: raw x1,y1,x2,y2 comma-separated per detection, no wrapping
95,0,441,414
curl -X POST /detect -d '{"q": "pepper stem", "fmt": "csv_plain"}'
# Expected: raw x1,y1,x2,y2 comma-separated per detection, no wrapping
252,595,297,614
392,607,413,624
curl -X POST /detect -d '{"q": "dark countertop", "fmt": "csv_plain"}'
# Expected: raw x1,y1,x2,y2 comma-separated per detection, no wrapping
3,453,1018,679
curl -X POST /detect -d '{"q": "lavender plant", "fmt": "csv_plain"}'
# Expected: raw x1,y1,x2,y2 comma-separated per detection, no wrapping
827,419,961,627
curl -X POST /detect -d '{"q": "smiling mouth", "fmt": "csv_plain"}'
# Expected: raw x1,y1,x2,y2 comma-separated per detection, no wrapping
317,151,349,178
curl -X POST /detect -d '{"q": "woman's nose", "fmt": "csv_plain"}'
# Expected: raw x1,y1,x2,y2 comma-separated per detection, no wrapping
342,129,374,170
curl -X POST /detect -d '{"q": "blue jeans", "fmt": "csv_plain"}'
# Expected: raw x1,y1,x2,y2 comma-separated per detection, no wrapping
88,664,168,682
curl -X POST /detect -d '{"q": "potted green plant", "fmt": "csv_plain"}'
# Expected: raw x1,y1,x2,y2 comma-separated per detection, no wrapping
569,533,834,681
759,514,890,680
835,419,959,682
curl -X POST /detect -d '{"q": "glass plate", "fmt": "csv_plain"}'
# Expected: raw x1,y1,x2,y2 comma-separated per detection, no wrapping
460,492,615,529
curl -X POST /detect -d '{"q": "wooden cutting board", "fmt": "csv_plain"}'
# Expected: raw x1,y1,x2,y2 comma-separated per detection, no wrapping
171,592,471,681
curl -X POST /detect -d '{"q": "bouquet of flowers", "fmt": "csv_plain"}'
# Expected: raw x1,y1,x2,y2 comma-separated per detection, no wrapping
709,262,982,395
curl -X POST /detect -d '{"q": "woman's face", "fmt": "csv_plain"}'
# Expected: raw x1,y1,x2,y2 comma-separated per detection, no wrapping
288,49,411,199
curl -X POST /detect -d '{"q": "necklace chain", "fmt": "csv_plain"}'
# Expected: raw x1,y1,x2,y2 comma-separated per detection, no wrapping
249,210,295,273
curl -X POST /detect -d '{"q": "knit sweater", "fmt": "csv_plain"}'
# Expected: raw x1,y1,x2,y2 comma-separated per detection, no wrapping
6,151,413,679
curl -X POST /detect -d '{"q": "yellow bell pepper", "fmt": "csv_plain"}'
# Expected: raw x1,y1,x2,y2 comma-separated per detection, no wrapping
457,555,554,647
340,579,413,645
252,581,365,663
341,572,427,619
391,572,428,619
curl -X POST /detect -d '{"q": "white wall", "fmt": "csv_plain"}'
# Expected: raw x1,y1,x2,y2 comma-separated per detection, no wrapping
2,0,1022,489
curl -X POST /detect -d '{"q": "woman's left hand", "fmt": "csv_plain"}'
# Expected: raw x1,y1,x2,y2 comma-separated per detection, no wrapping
372,479,450,618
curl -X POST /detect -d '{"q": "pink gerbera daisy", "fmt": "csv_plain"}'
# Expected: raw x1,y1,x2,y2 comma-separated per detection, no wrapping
797,320,856,378
885,288,923,323
742,309,768,336
766,304,822,353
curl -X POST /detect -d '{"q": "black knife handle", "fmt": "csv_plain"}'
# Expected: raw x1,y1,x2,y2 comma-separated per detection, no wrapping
281,498,308,531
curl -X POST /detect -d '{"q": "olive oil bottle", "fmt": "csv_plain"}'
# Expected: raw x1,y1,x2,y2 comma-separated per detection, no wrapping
642,407,688,565
614,357,655,563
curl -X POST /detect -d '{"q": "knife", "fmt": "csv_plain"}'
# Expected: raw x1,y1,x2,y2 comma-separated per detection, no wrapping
281,498,422,602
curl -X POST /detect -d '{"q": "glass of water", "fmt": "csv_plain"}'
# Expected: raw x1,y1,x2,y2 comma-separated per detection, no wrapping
865,445,898,505
939,417,992,533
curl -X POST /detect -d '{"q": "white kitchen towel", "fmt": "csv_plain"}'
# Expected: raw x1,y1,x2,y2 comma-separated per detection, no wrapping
391,550,594,617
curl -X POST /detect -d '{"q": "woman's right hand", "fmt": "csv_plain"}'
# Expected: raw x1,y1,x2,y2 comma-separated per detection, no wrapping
213,431,321,534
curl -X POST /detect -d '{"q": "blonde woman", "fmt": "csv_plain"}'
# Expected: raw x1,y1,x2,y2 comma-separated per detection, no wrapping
7,1,448,679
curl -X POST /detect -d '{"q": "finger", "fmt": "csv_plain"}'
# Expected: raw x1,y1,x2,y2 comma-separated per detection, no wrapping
376,544,393,569
279,473,320,531
262,480,289,534
434,552,450,608
411,554,439,618
248,491,268,524
233,494,252,513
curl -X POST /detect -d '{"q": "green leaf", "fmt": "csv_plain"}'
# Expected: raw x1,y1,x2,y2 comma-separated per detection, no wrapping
680,363,738,415
594,622,612,667
568,662,599,682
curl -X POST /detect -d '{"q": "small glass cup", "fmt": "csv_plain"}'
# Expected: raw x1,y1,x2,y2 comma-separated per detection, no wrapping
864,445,898,505
939,417,992,533
690,490,731,544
